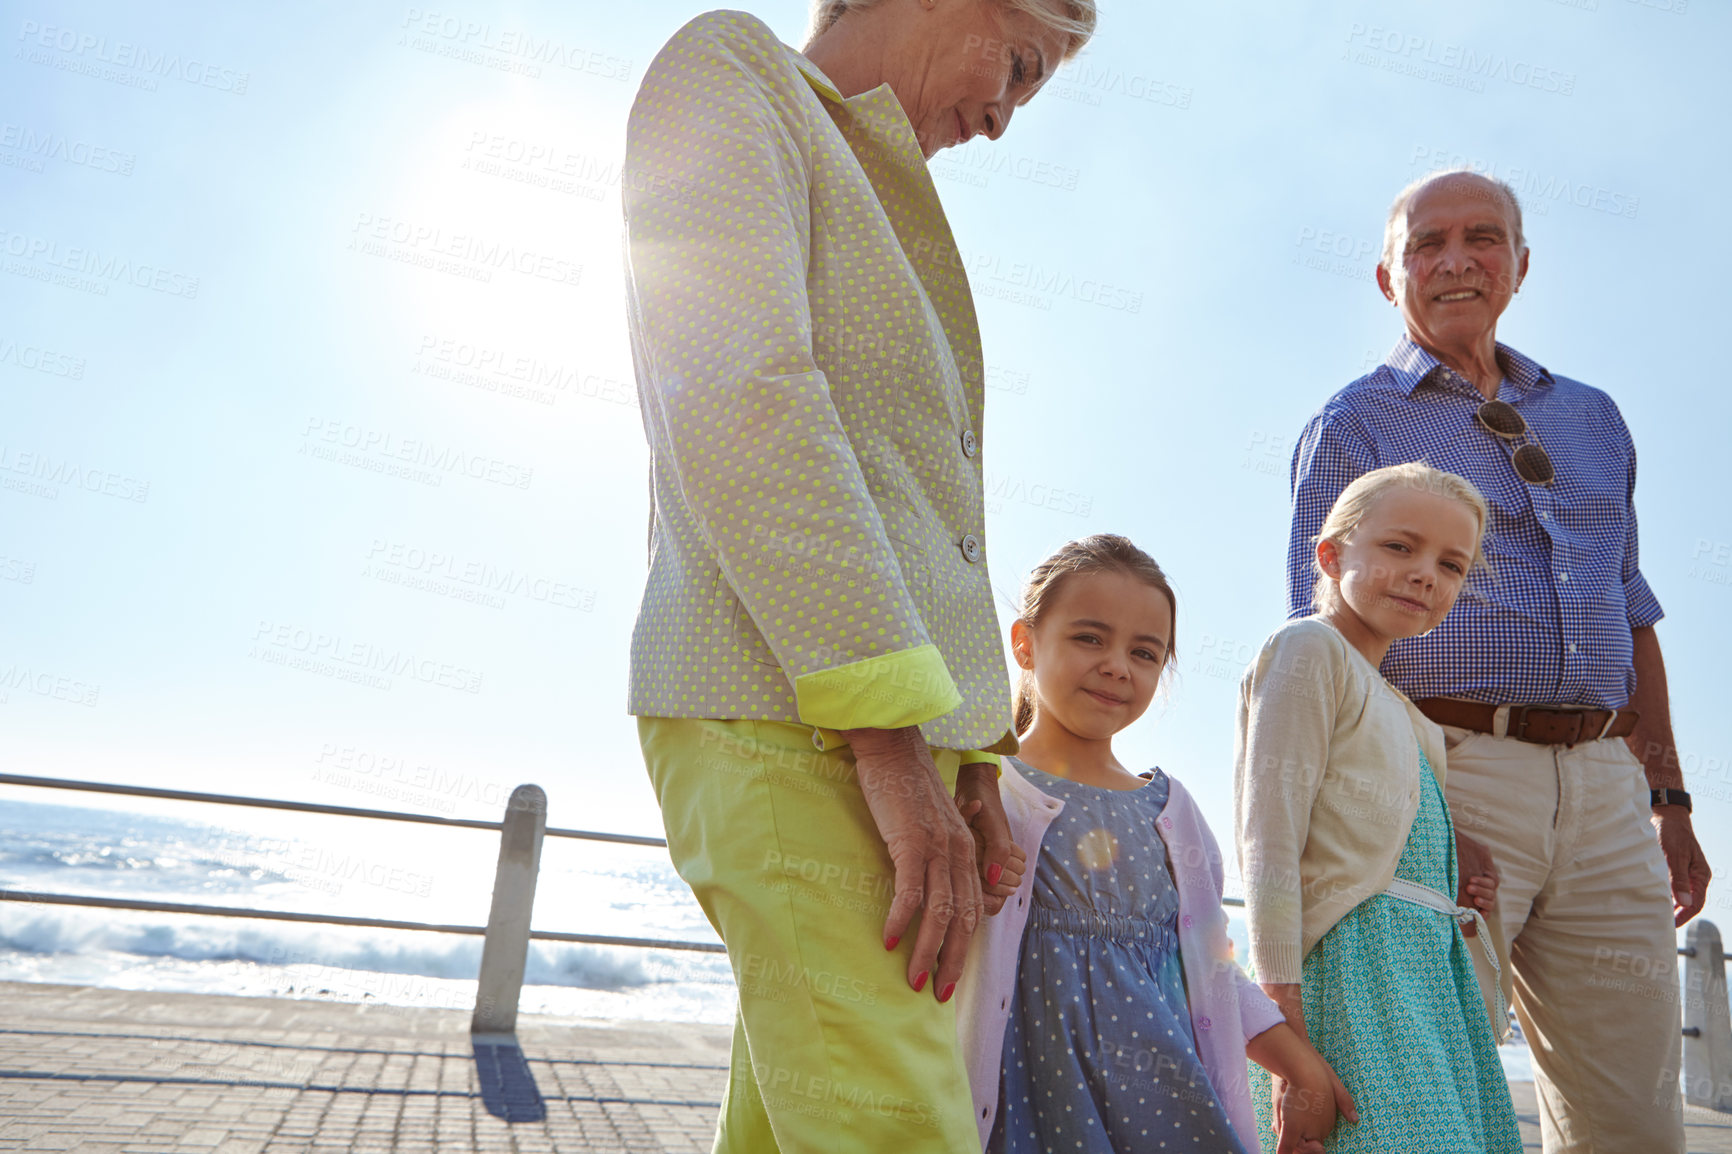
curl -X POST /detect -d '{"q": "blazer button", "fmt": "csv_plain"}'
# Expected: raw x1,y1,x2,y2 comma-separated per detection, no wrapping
960,534,982,563
961,429,978,458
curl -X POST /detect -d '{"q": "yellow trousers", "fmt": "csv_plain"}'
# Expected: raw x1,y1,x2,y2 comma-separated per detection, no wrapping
638,717,981,1154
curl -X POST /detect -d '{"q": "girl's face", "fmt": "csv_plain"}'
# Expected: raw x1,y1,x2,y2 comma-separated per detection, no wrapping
1012,569,1173,742
1318,486,1480,646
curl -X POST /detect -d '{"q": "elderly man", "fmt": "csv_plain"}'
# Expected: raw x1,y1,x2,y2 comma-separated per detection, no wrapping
1285,168,1710,1153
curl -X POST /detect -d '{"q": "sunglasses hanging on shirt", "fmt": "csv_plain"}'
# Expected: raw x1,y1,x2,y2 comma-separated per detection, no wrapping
1475,400,1555,486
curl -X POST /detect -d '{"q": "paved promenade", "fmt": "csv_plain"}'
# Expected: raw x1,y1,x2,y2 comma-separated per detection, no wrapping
1,980,1730,1151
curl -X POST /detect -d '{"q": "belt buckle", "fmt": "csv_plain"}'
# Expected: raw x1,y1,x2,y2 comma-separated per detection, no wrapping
1507,704,1537,742
1511,705,1585,746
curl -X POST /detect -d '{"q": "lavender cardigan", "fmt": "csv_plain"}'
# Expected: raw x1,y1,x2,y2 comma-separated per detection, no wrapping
955,758,1286,1152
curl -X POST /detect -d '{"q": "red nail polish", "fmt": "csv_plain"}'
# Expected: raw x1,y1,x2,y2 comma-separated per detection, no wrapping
884,935,900,951
986,863,1003,887
913,970,928,992
938,982,956,1003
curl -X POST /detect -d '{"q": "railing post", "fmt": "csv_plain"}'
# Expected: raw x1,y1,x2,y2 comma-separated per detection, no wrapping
471,784,546,1035
1683,919,1732,1110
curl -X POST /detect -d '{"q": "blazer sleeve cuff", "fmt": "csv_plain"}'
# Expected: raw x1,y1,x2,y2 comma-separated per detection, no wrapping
792,644,961,732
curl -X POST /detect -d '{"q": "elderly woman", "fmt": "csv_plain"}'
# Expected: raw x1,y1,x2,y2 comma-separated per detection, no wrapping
622,0,1094,1149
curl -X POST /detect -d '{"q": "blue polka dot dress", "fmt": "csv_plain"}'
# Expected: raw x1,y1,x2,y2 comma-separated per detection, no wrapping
991,758,1249,1154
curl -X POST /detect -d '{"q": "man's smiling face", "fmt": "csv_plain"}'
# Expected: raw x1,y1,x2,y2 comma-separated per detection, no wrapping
1380,174,1529,353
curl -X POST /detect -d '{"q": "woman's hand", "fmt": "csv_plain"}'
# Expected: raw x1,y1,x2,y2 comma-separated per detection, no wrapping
954,763,1024,915
845,725,982,1002
1455,828,1499,937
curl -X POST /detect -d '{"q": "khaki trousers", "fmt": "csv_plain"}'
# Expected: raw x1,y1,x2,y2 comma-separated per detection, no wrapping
637,717,981,1154
1441,724,1685,1154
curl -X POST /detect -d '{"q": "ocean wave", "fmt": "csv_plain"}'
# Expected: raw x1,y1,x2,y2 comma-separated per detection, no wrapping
0,904,720,991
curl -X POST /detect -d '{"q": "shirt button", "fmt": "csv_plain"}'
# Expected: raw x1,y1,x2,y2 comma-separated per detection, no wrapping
1558,572,1570,583
1568,643,1578,655
961,429,978,458
960,534,982,563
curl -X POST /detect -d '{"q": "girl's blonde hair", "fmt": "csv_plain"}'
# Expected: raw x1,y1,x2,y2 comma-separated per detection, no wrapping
1013,534,1177,736
811,0,1097,61
1311,462,1490,614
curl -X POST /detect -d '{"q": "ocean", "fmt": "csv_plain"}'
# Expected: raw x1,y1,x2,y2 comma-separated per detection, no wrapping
0,795,1533,1079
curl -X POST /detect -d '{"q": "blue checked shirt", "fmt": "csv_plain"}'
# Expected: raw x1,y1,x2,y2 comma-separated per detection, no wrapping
1286,334,1663,709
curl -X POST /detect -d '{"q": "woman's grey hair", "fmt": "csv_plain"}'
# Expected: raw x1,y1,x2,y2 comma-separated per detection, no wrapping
1380,167,1528,274
811,0,1097,61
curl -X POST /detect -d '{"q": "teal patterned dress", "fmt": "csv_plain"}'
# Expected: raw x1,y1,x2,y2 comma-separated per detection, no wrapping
1251,749,1520,1153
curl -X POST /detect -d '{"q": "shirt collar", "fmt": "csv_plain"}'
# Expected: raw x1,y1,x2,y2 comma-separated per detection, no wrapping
1380,333,1552,399
792,52,843,103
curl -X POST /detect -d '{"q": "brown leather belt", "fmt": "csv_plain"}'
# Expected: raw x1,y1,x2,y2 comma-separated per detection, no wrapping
1414,698,1639,747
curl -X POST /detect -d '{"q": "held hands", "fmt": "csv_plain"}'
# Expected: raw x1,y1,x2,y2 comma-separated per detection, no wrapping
1454,828,1500,938
1246,996,1357,1154
843,725,981,1002
955,762,1025,915
1274,1051,1357,1154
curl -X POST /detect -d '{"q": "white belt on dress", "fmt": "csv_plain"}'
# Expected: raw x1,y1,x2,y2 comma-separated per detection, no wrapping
1381,876,1512,1043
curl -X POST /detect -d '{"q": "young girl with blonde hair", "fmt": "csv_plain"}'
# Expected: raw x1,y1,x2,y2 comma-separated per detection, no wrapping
959,534,1352,1154
1236,462,1520,1152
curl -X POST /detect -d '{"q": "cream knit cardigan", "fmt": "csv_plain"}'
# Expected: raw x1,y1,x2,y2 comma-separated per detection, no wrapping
1234,617,1449,984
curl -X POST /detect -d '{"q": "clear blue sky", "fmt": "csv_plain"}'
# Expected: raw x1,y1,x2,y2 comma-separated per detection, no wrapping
4,1,1728,923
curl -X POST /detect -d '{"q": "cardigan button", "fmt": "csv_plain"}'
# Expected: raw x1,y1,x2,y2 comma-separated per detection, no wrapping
961,429,978,458
1182,915,1193,928
960,534,982,563
1198,1016,1212,1030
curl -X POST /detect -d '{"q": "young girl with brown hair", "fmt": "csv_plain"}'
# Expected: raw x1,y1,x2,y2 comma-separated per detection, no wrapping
958,534,1352,1154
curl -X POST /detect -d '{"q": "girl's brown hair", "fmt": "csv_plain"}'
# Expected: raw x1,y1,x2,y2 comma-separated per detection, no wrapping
1012,534,1178,736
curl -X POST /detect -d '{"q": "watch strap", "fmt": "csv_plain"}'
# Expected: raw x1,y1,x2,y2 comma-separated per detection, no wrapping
1651,788,1692,813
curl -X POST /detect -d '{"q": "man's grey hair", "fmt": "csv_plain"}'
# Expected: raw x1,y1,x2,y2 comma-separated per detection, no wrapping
810,0,1097,61
1380,167,1528,273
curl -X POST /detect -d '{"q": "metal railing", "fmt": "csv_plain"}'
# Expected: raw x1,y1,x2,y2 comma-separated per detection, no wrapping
0,772,725,1036
9,768,1728,1107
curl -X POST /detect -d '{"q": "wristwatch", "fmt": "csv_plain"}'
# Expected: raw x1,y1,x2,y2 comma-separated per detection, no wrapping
1651,788,1692,813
